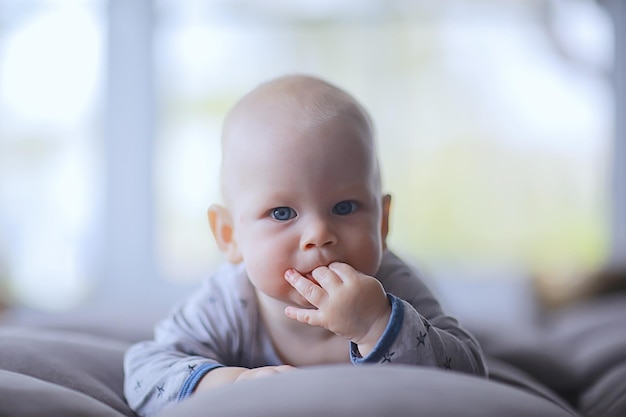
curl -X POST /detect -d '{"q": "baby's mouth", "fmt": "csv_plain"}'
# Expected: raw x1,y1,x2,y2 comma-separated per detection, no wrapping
304,272,319,285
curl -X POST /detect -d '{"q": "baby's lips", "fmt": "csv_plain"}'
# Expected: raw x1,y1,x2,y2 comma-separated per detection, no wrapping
285,268,320,285
304,272,320,285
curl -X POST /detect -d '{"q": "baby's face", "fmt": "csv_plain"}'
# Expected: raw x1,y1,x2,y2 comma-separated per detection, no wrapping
223,112,386,308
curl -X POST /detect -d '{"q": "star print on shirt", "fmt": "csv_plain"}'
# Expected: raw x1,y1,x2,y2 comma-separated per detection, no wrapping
416,331,427,347
381,351,395,363
134,380,142,391
421,317,432,332
444,356,452,370
188,364,196,374
156,384,165,398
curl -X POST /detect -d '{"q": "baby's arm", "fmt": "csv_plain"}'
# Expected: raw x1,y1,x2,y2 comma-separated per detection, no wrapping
124,263,291,417
124,311,290,417
285,250,487,376
195,365,294,391
349,294,486,375
124,335,224,417
366,251,486,375
126,337,293,416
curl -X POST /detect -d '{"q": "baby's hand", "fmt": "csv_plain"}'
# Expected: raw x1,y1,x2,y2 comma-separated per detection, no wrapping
235,365,296,382
196,365,296,392
284,263,391,355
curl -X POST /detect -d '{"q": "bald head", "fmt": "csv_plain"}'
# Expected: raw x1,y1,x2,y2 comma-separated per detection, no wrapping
219,75,381,205
223,75,373,137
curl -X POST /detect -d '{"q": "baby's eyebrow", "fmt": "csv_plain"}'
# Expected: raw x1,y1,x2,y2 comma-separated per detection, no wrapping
254,199,295,210
255,192,294,206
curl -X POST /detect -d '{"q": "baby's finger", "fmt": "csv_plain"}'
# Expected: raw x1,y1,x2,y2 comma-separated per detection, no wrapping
284,305,323,327
285,269,327,306
311,265,343,288
328,262,359,281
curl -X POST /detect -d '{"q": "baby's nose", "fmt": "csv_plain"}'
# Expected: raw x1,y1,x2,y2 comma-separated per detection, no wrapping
300,218,337,250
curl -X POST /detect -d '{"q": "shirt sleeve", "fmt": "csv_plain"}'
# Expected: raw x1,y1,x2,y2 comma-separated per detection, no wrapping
349,250,487,377
123,263,260,417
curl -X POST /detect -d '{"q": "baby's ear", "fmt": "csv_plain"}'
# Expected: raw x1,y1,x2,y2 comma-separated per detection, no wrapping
208,204,243,264
381,194,392,249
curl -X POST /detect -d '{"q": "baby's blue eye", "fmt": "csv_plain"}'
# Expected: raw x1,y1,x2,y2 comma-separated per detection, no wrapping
333,201,357,215
271,207,296,221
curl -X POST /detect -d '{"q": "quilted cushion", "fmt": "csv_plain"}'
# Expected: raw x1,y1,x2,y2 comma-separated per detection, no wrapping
156,365,579,417
0,326,136,417
486,358,578,415
0,370,127,417
479,294,626,404
579,361,626,417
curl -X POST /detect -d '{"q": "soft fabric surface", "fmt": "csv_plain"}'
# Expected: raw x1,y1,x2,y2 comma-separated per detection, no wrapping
485,358,578,416
477,325,579,397
156,365,578,417
547,295,626,393
579,361,626,417
0,370,127,417
4,307,625,417
0,326,136,417
478,294,626,405
0,307,164,343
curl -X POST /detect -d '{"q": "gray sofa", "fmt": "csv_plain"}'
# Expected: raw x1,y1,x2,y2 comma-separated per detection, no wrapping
1,293,624,417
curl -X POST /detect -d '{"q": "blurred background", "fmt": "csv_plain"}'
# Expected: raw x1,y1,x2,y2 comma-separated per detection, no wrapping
0,0,623,326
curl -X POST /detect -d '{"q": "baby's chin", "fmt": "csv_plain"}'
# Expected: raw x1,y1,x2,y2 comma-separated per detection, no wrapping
286,292,316,309
255,286,313,309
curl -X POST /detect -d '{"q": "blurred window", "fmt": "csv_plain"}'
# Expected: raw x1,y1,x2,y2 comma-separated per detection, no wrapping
0,0,104,309
0,0,614,311
154,0,612,285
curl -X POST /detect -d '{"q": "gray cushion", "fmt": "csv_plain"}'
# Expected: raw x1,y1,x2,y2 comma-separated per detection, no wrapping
486,358,578,415
0,307,162,343
579,361,626,417
547,296,626,391
0,370,126,417
477,325,579,396
0,326,137,417
156,365,579,417
478,295,626,403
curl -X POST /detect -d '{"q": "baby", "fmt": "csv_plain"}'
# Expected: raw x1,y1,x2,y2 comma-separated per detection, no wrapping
124,75,486,416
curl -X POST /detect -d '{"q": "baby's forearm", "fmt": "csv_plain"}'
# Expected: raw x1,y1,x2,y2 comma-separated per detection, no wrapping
194,367,249,392
351,295,486,376
355,308,391,357
195,365,296,392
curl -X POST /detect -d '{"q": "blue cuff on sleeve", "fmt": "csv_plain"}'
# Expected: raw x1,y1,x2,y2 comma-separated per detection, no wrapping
350,293,404,364
177,363,224,401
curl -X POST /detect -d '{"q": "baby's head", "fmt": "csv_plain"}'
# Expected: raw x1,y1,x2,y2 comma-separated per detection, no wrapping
209,75,391,306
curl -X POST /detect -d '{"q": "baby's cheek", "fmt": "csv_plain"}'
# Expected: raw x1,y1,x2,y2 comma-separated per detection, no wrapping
352,242,383,276
246,256,291,295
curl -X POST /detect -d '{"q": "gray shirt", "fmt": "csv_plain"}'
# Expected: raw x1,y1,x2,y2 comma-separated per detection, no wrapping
124,250,486,416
